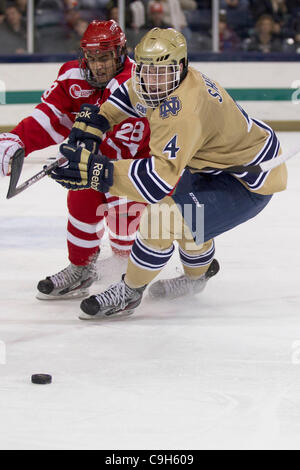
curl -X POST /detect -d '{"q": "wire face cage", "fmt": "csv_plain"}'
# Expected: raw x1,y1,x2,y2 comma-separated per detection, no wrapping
132,63,181,108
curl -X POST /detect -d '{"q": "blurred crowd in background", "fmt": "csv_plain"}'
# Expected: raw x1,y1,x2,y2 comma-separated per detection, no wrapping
1,0,300,55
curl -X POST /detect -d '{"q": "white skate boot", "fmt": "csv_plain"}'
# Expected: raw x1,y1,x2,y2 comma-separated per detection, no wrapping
148,259,220,300
79,275,146,320
36,253,99,300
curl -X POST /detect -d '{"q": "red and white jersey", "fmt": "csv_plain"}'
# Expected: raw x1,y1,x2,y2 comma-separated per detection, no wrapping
12,57,150,160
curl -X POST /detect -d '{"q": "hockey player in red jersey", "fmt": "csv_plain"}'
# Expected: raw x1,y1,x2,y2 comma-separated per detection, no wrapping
0,20,150,299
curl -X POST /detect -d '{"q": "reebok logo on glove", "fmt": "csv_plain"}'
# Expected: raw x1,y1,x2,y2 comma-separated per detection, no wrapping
51,143,114,193
77,110,92,120
91,162,104,191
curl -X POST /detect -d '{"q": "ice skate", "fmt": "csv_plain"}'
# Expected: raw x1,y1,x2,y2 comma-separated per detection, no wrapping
79,275,146,320
36,253,99,300
148,259,220,300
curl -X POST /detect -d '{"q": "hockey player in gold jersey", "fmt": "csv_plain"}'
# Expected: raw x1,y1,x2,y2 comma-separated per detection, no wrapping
52,27,288,319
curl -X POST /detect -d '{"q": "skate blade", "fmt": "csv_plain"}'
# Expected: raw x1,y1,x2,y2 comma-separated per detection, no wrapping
78,309,134,321
36,289,90,301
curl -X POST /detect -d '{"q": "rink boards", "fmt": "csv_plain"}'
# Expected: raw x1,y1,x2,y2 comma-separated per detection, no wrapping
0,61,300,130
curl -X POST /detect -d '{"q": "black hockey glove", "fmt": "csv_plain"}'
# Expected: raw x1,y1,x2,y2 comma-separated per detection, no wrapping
68,103,111,153
51,143,114,192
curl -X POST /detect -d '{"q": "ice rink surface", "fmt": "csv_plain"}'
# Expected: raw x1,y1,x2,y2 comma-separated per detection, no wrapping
0,133,300,450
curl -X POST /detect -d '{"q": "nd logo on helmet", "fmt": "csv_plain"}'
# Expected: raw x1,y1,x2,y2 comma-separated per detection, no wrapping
159,96,182,119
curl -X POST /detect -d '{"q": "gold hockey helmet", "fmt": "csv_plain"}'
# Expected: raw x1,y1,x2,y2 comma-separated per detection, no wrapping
133,28,188,108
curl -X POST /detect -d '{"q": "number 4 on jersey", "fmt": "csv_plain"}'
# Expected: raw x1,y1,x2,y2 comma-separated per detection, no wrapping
163,134,180,159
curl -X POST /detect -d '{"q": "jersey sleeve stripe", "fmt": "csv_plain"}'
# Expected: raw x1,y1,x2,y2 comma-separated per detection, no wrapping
41,99,74,130
148,157,173,192
31,109,65,143
108,83,140,118
235,134,279,190
229,119,280,190
57,68,85,82
107,77,120,94
128,159,173,204
108,95,140,118
200,169,223,175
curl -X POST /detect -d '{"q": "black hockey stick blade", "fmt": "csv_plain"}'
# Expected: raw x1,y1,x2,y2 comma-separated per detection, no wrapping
6,148,25,199
6,155,68,200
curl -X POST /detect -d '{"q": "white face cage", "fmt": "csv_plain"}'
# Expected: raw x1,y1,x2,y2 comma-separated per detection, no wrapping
132,63,181,108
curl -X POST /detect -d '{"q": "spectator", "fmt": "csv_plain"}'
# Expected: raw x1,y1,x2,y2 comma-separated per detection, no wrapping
193,12,241,53
15,0,27,18
220,0,251,38
282,34,300,52
148,0,192,40
35,0,65,27
66,17,88,52
0,0,6,24
219,15,241,50
65,0,109,23
0,4,26,53
145,2,172,29
108,5,118,22
147,0,185,31
129,0,145,31
179,0,197,37
179,0,197,21
180,0,197,9
35,0,72,52
282,9,300,51
244,14,282,52
107,1,146,51
106,1,142,30
249,0,288,33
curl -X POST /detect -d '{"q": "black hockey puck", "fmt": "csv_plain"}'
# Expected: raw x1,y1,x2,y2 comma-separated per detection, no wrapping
31,374,52,385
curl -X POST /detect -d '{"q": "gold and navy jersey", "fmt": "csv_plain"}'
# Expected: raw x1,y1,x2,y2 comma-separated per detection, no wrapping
97,66,287,203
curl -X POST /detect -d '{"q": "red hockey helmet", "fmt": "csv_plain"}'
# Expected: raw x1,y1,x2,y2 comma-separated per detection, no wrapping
80,20,127,88
80,19,126,53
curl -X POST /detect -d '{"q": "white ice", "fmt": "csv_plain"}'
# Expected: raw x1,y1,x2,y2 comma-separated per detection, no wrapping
0,133,300,450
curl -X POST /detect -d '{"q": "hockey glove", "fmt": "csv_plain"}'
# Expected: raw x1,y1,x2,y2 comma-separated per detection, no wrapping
51,143,114,192
0,133,24,177
68,103,111,153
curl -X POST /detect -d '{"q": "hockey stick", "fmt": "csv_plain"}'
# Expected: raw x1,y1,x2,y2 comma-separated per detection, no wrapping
6,153,67,199
6,142,299,200
203,145,300,175
6,148,25,199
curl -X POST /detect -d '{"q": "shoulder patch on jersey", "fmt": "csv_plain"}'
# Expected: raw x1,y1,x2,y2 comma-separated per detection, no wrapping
69,84,95,99
134,102,147,116
159,96,182,119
